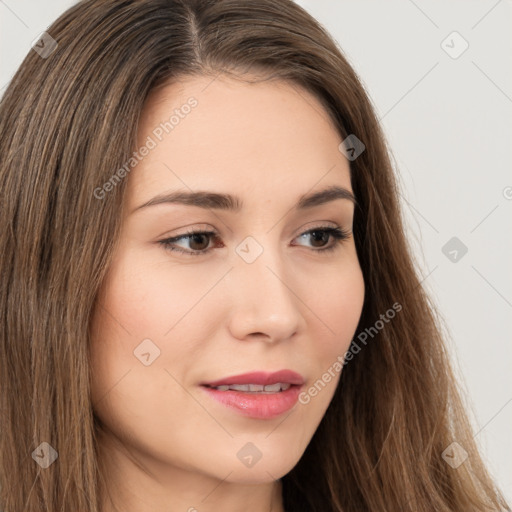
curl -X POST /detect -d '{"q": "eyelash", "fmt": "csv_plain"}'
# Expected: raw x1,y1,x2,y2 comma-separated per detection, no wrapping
158,225,351,256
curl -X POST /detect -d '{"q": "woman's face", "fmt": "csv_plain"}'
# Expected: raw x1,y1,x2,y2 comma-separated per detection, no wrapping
90,74,365,497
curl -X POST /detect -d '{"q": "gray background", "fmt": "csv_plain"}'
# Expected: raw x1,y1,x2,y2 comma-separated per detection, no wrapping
1,0,511,502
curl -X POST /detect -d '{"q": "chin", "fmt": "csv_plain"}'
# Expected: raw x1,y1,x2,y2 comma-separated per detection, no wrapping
204,438,304,484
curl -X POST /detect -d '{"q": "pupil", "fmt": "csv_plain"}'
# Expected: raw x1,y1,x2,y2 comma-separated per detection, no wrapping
191,234,209,250
311,231,328,247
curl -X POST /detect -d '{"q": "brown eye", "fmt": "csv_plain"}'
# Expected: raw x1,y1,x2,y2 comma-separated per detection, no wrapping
293,226,350,253
159,230,219,256
303,230,331,248
187,233,211,251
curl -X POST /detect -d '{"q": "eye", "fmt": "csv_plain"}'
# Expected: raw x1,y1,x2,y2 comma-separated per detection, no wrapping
158,225,351,256
292,226,351,252
159,230,220,256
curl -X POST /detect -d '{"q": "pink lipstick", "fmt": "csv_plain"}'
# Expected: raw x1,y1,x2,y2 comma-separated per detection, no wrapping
200,370,304,419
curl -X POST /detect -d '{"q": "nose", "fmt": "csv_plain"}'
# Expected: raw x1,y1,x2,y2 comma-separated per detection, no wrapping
226,242,303,343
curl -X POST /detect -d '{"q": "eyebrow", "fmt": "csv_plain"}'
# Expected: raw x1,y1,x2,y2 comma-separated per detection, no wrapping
131,184,357,214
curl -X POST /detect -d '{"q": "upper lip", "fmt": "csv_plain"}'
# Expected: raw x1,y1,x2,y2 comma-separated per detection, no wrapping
202,370,305,387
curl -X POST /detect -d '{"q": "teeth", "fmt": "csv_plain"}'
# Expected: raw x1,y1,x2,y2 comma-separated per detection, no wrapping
211,382,292,393
229,384,253,392
263,383,282,392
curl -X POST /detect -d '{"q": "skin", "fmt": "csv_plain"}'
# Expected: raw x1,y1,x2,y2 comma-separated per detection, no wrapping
89,73,365,512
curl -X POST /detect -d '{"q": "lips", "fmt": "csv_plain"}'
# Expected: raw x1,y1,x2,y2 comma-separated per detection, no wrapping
200,370,305,419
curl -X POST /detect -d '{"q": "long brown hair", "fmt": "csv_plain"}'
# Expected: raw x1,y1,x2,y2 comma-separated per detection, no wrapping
0,1,509,510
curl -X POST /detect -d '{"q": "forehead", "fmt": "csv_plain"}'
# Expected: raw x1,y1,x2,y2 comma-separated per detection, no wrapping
128,74,352,209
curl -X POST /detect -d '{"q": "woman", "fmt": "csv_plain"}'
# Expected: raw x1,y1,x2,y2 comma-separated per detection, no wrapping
0,0,509,511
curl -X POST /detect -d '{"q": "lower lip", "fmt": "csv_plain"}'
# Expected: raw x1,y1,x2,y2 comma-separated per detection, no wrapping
201,385,302,419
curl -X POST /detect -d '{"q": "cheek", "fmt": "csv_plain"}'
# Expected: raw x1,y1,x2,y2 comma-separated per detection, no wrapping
87,262,202,454
332,270,365,355
304,256,365,354
295,260,364,408
88,249,220,402
94,247,217,340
